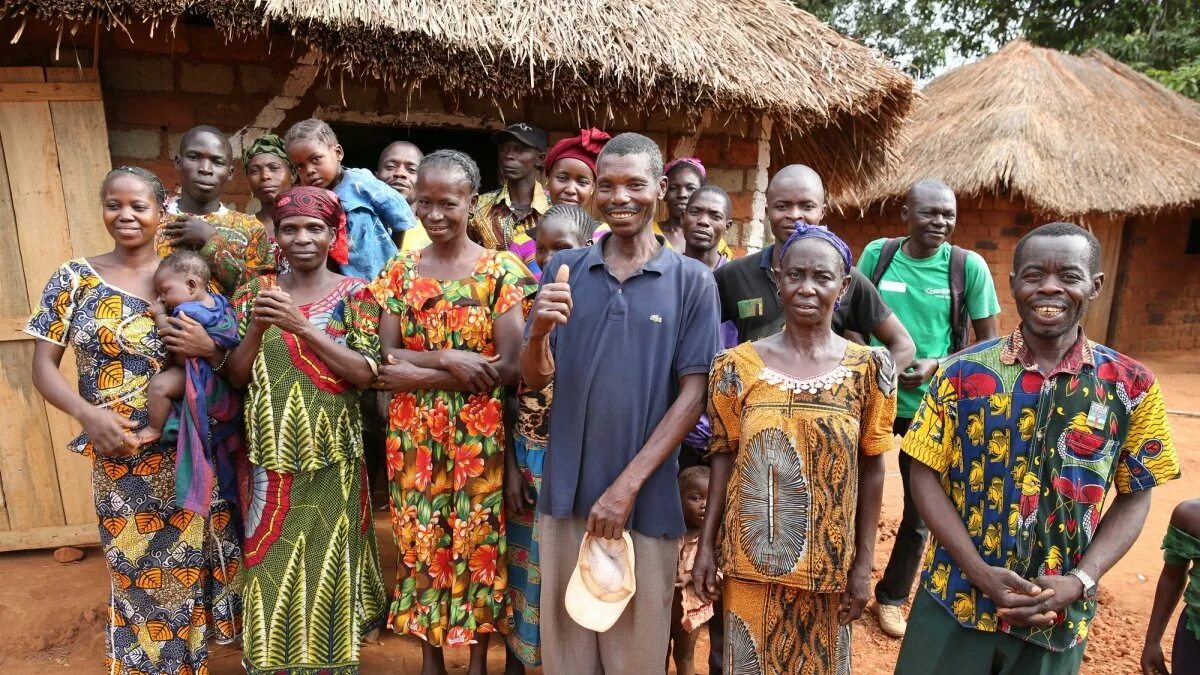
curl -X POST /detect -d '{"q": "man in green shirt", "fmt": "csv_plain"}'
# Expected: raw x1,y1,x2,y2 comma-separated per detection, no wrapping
859,179,1001,637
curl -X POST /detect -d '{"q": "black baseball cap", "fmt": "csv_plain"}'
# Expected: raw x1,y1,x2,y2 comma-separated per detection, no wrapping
492,122,548,152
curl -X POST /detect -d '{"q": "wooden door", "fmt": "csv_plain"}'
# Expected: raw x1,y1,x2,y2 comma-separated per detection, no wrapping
1080,215,1126,344
0,66,112,551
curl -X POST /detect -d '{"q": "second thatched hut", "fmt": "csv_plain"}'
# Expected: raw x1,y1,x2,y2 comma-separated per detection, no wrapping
830,40,1200,352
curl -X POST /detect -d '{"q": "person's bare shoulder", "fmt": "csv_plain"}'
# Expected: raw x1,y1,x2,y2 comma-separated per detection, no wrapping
1170,498,1200,539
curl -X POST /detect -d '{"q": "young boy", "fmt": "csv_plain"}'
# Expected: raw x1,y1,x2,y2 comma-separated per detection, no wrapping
671,465,714,675
136,251,228,446
505,204,597,673
284,119,416,281
1142,499,1200,675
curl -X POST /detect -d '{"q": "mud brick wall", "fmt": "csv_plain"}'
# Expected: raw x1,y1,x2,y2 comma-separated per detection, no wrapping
1109,210,1200,353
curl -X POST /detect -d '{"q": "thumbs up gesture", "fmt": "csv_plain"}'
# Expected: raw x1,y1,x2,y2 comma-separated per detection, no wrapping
530,264,573,338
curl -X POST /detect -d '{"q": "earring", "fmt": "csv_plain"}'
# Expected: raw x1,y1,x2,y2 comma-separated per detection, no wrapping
834,299,842,310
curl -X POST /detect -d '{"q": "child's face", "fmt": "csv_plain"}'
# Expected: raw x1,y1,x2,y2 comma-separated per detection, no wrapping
287,138,344,189
413,167,477,244
154,269,206,310
535,216,588,270
681,477,708,529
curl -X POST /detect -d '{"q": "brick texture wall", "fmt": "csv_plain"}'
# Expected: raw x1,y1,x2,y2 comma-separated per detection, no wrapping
3,19,767,247
1109,210,1200,353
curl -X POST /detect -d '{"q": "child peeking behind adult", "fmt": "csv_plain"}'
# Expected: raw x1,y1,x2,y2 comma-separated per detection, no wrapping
1142,498,1200,675
671,465,715,675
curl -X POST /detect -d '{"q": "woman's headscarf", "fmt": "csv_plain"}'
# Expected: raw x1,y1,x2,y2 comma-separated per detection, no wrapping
242,134,293,172
544,128,611,177
664,157,707,180
779,223,853,273
274,186,350,265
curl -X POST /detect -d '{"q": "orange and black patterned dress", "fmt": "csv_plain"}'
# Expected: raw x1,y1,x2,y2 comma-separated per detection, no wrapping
707,341,896,675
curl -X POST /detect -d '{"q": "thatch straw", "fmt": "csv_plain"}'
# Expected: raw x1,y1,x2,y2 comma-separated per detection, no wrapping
4,0,914,194
835,40,1200,218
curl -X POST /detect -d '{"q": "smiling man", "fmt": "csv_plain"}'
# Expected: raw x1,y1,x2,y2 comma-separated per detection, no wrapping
376,141,431,252
895,222,1180,674
157,125,273,294
521,132,720,675
858,178,1001,637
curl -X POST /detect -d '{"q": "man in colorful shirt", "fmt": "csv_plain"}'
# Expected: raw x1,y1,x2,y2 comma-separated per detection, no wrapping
157,125,273,294
470,122,551,273
896,222,1180,674
859,179,1001,638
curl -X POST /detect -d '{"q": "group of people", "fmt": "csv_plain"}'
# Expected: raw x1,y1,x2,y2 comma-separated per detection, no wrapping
23,115,1192,675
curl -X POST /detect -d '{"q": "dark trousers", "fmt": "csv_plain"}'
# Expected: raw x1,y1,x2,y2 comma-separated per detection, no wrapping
1175,609,1200,674
875,417,929,606
708,599,724,674
360,391,388,506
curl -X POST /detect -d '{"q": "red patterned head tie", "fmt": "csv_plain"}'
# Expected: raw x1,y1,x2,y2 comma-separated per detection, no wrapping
274,186,350,265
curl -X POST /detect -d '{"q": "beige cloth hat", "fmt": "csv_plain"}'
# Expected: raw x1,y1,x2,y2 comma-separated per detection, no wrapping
565,531,637,632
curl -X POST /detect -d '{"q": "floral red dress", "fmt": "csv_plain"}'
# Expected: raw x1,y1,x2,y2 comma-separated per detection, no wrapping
371,249,536,647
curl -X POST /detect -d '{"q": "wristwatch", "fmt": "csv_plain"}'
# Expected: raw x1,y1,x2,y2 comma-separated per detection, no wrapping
1067,568,1097,600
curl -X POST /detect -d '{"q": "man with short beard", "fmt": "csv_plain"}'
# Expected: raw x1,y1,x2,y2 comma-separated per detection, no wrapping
470,122,551,270
895,222,1180,674
157,125,274,293
522,132,720,675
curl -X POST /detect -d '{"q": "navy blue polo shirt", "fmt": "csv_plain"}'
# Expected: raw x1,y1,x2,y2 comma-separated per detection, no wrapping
534,234,720,538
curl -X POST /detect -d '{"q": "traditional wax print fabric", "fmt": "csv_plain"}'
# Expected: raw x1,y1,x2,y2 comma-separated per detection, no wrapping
723,578,850,675
159,196,276,295
468,181,551,261
232,275,381,473
1163,524,1200,642
707,341,896,590
370,249,537,647
902,328,1180,652
505,434,546,666
233,274,387,674
25,259,243,675
240,459,387,675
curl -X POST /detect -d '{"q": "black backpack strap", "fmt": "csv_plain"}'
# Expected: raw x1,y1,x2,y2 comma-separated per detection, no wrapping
949,245,969,353
870,238,904,287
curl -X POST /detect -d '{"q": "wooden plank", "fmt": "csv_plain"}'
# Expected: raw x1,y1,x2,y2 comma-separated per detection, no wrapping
0,66,72,530
0,67,47,84
0,341,65,529
46,67,110,523
0,522,98,552
1081,216,1125,343
48,69,112,261
0,316,30,341
0,81,101,102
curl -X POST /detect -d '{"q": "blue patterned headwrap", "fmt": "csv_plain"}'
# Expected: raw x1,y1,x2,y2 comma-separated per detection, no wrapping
779,223,853,273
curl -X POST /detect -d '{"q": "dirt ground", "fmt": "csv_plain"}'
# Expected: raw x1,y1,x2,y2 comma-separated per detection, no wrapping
2,351,1198,674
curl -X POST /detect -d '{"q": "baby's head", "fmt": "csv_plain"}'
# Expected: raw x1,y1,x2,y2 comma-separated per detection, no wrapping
284,118,344,189
536,204,597,270
154,251,211,310
678,465,710,530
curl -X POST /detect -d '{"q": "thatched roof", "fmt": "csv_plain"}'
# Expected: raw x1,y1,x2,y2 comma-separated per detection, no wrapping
836,40,1200,218
5,0,915,194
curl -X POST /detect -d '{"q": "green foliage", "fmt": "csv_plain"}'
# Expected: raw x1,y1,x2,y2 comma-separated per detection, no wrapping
797,0,1200,99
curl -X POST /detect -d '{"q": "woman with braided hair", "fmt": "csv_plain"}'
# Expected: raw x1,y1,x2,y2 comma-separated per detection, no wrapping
28,166,244,674
225,185,388,674
371,149,537,674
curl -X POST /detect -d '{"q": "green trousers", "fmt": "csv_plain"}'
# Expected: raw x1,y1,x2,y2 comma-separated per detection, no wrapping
895,591,1086,675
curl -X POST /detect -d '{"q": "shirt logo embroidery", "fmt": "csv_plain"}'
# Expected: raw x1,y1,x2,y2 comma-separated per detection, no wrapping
738,298,764,319
650,314,663,323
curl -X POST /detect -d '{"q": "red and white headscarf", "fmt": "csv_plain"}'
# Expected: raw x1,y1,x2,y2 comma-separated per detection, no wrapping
274,186,350,265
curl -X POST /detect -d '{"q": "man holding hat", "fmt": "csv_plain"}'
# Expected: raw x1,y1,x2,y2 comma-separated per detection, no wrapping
470,122,552,268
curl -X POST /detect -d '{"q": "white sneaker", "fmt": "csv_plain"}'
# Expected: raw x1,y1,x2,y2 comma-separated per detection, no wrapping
874,603,907,638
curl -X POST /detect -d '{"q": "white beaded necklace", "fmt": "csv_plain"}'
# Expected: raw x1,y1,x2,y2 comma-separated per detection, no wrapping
759,363,852,394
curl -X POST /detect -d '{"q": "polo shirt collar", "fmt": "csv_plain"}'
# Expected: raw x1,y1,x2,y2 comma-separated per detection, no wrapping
758,244,775,270
587,232,672,274
1000,324,1094,376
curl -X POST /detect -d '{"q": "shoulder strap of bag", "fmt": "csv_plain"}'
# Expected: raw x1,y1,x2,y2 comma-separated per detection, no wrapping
949,244,970,353
870,238,904,287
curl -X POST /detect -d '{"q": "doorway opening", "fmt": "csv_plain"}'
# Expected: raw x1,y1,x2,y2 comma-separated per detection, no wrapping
331,122,500,192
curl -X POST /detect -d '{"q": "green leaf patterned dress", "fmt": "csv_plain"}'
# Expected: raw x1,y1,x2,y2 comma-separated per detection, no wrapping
233,275,388,675
371,249,537,648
